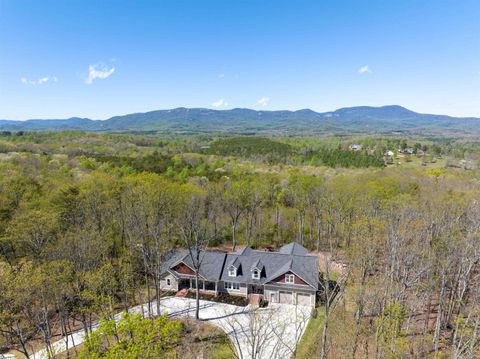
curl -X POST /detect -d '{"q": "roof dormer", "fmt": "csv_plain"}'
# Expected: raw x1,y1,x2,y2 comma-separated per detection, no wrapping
228,265,237,277
227,257,242,276
251,259,264,280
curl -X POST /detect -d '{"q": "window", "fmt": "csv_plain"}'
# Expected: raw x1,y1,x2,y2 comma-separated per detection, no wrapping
252,269,260,279
225,282,240,290
166,278,171,286
205,281,215,291
285,274,295,284
228,266,237,277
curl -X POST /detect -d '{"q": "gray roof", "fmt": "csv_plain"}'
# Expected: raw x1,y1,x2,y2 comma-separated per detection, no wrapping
220,244,319,289
236,246,253,256
251,259,264,271
279,242,309,256
228,257,241,268
162,248,227,281
161,243,319,289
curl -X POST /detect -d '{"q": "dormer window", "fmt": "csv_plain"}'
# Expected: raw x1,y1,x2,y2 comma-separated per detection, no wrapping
285,274,295,284
252,269,260,279
228,266,237,277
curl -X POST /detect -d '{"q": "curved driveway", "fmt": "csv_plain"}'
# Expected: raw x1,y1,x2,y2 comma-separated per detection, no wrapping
32,297,311,359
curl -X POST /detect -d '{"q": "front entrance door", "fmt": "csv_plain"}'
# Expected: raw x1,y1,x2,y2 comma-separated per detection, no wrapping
179,279,190,289
250,285,264,294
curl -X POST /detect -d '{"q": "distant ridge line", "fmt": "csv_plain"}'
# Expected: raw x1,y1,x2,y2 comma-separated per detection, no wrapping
1,105,480,136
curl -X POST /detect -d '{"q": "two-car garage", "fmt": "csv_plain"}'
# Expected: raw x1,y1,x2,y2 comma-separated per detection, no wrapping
296,293,312,306
277,291,313,306
279,291,293,304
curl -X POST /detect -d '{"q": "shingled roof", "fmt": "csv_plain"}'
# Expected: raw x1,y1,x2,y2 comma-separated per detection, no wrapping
220,243,319,289
279,242,309,255
161,242,319,290
162,249,227,281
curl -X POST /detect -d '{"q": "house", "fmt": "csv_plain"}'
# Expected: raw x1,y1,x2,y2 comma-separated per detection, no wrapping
399,148,416,155
349,144,363,151
160,242,320,307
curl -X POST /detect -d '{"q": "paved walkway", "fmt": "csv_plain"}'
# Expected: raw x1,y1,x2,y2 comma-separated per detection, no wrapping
32,297,311,359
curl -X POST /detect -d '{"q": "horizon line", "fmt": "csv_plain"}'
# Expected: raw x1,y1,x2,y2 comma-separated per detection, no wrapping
3,104,479,122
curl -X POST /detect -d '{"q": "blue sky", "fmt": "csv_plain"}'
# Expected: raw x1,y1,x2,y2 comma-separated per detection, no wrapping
0,0,479,119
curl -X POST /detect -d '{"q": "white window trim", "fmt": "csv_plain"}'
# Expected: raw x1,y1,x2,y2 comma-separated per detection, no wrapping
285,274,295,284
252,269,260,279
270,292,276,303
228,266,237,277
225,281,240,291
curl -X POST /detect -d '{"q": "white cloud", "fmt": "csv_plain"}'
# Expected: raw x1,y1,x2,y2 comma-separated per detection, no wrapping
257,97,269,107
358,65,372,74
37,77,49,85
218,73,225,78
20,76,57,85
212,98,228,107
85,64,115,84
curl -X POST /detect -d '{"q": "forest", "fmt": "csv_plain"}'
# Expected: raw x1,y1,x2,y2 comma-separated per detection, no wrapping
0,131,479,358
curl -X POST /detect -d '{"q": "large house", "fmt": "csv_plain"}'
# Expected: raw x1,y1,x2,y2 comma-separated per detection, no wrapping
160,242,320,307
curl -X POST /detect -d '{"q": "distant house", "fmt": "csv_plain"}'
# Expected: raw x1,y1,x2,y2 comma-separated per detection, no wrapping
460,159,476,170
399,148,416,155
160,243,320,307
349,144,363,151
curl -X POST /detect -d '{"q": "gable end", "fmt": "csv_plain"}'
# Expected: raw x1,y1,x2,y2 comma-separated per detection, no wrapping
270,271,308,286
172,262,195,275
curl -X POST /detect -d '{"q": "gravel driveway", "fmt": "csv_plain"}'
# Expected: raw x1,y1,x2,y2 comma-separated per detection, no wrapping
32,297,312,359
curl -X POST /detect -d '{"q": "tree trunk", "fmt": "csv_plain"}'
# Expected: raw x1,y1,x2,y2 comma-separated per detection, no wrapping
433,273,447,353
232,221,237,251
145,271,152,317
195,272,200,320
275,205,280,244
316,215,322,252
15,321,30,359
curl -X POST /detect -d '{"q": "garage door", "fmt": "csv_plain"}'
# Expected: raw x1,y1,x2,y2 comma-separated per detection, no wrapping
297,293,311,306
279,291,293,304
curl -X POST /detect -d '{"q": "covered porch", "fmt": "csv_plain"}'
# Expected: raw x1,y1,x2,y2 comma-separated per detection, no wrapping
178,277,218,295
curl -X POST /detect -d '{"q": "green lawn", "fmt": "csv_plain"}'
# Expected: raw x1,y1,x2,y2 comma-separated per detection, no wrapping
296,306,326,359
211,334,236,359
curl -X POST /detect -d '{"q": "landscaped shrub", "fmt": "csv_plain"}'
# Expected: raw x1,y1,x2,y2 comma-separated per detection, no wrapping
215,293,249,306
160,290,177,297
259,299,268,308
183,291,249,306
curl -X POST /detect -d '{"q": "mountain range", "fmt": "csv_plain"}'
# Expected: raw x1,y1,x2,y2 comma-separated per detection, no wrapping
2,105,480,136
